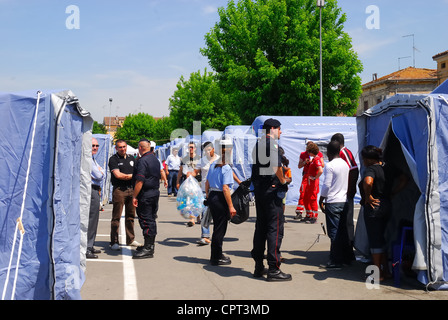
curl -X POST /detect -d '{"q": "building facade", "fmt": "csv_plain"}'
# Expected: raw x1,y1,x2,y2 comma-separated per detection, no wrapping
104,116,125,136
433,50,448,85
357,67,438,115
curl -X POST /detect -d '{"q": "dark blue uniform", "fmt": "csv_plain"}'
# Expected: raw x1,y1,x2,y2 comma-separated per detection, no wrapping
251,119,291,281
134,151,161,239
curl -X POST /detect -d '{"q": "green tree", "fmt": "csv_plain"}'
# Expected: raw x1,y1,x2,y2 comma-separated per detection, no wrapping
201,0,363,123
92,121,107,134
115,113,156,148
152,116,174,145
169,68,241,134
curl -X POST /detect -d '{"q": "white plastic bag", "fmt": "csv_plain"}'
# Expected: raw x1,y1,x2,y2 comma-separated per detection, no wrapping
176,176,205,219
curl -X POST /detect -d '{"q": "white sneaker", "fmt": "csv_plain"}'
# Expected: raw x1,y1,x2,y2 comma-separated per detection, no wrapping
110,243,120,250
129,240,142,247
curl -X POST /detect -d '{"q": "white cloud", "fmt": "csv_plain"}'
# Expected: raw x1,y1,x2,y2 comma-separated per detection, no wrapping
76,70,178,122
0,69,178,123
202,5,218,15
346,27,396,57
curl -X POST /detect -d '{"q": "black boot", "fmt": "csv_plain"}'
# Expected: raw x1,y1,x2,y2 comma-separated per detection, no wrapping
133,235,155,259
267,267,292,282
253,261,268,278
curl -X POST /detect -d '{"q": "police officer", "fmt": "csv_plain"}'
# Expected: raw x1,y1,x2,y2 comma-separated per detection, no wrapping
108,139,140,250
251,118,292,281
132,139,167,259
205,139,236,265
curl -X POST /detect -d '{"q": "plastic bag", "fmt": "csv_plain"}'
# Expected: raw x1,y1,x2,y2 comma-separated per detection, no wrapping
176,176,205,219
230,179,251,224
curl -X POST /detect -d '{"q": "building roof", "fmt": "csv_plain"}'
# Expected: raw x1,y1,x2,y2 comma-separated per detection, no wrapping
103,116,125,125
433,50,448,60
363,67,437,87
103,115,165,125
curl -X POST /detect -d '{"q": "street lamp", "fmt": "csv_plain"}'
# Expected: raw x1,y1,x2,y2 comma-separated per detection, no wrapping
317,0,325,117
108,98,113,133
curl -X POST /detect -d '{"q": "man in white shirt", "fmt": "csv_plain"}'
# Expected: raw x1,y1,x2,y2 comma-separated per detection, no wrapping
319,140,354,269
165,147,181,196
87,138,105,259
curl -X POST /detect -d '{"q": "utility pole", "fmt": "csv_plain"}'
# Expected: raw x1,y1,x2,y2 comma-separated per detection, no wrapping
317,0,325,117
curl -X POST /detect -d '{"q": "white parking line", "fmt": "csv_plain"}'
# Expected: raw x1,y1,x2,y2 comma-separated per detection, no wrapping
120,211,139,300
87,259,123,263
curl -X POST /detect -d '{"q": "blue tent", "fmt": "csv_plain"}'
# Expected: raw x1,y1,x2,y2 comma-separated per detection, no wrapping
356,79,448,289
93,134,113,205
222,126,257,187
0,90,92,299
251,116,359,205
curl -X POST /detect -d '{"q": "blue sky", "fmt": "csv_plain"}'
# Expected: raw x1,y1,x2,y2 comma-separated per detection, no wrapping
0,0,447,123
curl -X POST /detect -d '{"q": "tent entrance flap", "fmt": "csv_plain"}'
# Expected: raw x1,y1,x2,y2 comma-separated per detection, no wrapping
382,127,421,270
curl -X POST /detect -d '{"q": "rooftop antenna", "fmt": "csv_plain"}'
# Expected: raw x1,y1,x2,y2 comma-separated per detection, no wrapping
403,34,419,67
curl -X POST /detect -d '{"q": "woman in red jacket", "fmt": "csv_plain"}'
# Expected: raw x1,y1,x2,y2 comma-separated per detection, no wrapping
303,142,323,224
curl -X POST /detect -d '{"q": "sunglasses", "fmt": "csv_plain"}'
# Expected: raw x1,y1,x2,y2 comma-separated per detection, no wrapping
92,144,99,147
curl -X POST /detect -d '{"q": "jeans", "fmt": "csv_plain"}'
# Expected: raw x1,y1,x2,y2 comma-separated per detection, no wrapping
201,206,212,238
167,170,178,195
324,202,354,264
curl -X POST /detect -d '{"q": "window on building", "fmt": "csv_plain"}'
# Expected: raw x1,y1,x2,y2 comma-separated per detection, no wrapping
442,62,446,69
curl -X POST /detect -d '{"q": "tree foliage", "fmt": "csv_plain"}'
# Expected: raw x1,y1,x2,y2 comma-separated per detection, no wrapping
169,68,241,133
152,116,174,145
201,0,363,123
115,113,157,147
92,121,107,134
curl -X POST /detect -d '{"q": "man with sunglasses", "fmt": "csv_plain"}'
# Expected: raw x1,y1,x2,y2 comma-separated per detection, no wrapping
86,138,105,259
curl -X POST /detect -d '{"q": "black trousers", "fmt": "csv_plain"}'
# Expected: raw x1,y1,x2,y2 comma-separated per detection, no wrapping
251,190,284,270
136,194,159,238
87,186,101,249
208,191,230,261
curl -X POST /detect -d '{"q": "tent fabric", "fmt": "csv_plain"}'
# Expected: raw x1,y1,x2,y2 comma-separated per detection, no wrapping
222,126,257,187
356,81,448,289
250,116,359,205
0,90,92,300
92,134,113,205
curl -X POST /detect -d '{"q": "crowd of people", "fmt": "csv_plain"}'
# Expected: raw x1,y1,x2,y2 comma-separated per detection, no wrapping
86,117,397,282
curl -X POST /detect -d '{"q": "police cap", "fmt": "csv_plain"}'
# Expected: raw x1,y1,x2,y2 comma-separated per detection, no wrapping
263,118,281,128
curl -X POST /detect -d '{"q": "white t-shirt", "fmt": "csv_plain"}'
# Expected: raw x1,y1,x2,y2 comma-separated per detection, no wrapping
198,154,220,191
320,157,349,203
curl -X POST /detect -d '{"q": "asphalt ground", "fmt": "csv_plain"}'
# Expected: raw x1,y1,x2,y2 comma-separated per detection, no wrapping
80,184,448,309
